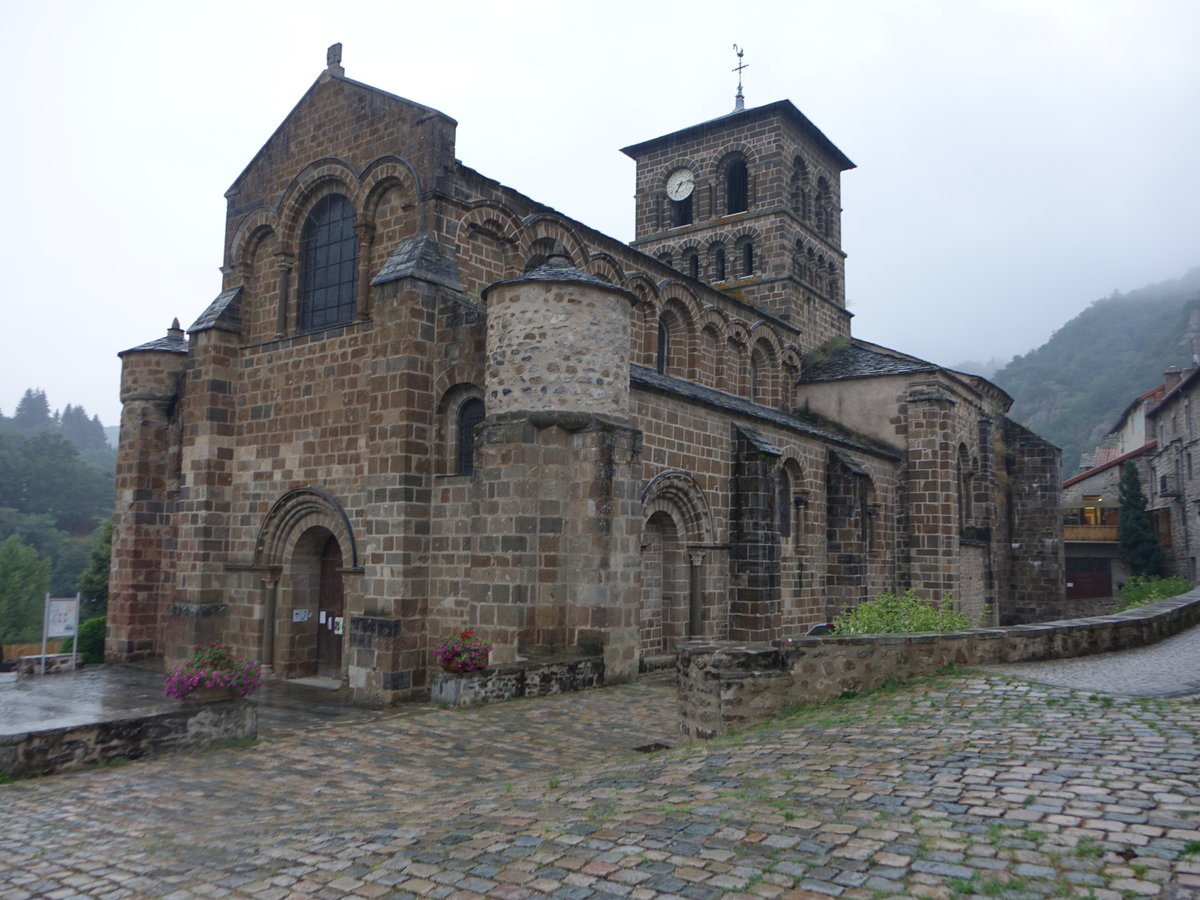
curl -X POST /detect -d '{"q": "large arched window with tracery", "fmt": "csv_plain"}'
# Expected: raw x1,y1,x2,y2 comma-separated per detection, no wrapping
299,194,358,332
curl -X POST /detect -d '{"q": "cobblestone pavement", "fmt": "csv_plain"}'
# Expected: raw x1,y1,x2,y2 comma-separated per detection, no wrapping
2,672,1199,900
984,625,1200,698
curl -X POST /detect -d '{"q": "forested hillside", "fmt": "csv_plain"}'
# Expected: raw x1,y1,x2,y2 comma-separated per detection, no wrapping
0,390,114,641
992,266,1200,473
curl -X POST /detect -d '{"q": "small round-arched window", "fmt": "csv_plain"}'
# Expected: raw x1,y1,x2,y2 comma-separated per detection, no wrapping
456,398,485,475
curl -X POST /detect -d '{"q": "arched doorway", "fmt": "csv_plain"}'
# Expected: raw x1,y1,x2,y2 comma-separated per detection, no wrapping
253,487,359,682
639,470,718,660
640,510,686,654
285,526,347,680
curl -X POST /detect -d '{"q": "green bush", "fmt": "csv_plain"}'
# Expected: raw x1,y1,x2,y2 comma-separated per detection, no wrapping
62,615,106,664
1117,575,1190,611
832,589,971,635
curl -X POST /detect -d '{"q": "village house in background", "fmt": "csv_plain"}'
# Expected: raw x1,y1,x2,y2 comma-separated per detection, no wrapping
1062,382,1163,602
1063,365,1200,600
1147,366,1200,580
108,47,1064,706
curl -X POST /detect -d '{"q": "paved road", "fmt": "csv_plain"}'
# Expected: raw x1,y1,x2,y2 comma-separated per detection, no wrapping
984,624,1200,698
3,659,1200,900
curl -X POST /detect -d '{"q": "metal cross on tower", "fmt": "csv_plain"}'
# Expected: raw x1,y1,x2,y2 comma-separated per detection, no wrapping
732,44,748,111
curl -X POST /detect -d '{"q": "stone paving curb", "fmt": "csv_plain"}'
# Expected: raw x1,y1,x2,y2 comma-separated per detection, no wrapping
1,672,1198,899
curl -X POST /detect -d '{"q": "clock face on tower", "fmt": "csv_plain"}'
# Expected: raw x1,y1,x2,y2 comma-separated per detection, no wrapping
665,167,695,201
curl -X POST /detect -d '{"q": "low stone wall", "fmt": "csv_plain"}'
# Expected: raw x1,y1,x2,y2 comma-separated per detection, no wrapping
678,591,1200,739
431,655,604,706
0,700,257,780
17,654,83,675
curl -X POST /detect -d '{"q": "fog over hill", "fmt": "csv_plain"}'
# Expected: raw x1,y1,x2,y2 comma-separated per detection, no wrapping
989,265,1200,473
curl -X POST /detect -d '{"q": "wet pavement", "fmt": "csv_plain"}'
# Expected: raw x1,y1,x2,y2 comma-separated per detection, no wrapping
984,623,1200,698
0,666,383,739
0,636,1198,899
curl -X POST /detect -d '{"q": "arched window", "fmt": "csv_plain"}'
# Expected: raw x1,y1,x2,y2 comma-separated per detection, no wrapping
726,160,748,214
791,156,810,219
684,250,699,280
671,195,693,227
656,319,669,375
815,177,832,239
456,398,485,475
741,242,754,277
957,445,974,530
299,194,358,332
714,246,726,281
776,467,792,539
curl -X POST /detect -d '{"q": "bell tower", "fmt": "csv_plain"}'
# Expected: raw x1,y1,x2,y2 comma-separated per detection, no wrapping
621,99,855,345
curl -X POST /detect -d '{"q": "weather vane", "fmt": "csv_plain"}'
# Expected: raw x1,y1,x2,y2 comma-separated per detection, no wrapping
732,44,748,110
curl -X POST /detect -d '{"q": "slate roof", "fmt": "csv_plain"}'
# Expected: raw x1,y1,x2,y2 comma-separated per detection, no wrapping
621,100,855,172
631,364,901,460
482,258,637,303
798,343,939,383
371,233,464,291
119,330,188,356
189,287,242,334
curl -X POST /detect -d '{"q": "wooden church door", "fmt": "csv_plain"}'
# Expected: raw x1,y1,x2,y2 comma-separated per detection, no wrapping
316,535,345,678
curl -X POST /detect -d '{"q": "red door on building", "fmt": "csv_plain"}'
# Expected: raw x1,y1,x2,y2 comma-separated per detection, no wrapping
1066,557,1112,600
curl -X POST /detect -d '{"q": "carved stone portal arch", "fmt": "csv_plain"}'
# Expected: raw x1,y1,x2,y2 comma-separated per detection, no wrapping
254,487,360,679
639,471,716,654
255,486,359,569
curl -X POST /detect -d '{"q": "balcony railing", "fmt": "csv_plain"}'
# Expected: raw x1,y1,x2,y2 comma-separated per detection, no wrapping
1064,524,1118,542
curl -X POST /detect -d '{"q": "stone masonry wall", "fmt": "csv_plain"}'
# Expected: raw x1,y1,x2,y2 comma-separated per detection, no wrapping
999,418,1066,624
0,700,257,780
677,589,1200,739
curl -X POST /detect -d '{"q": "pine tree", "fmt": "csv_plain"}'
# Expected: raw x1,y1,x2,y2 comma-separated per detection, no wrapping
11,389,53,435
1117,462,1166,576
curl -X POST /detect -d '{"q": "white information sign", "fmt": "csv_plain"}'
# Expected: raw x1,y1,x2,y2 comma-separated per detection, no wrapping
47,599,78,638
40,593,81,674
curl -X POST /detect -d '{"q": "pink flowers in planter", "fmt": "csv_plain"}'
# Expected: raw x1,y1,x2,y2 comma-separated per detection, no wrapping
432,629,492,674
163,642,262,699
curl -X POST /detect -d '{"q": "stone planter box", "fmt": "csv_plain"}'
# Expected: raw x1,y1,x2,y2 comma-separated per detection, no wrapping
431,655,604,707
678,590,1200,739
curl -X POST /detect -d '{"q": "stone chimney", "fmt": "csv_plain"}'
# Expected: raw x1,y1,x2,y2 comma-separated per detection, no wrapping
1164,365,1184,394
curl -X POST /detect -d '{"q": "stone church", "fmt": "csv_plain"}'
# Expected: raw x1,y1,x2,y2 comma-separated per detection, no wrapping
109,47,1063,705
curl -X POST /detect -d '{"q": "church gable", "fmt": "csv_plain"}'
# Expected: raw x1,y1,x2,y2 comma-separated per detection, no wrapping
225,53,456,228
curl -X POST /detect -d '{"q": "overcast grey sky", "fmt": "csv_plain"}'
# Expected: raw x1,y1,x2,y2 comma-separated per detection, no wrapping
2,0,1198,426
